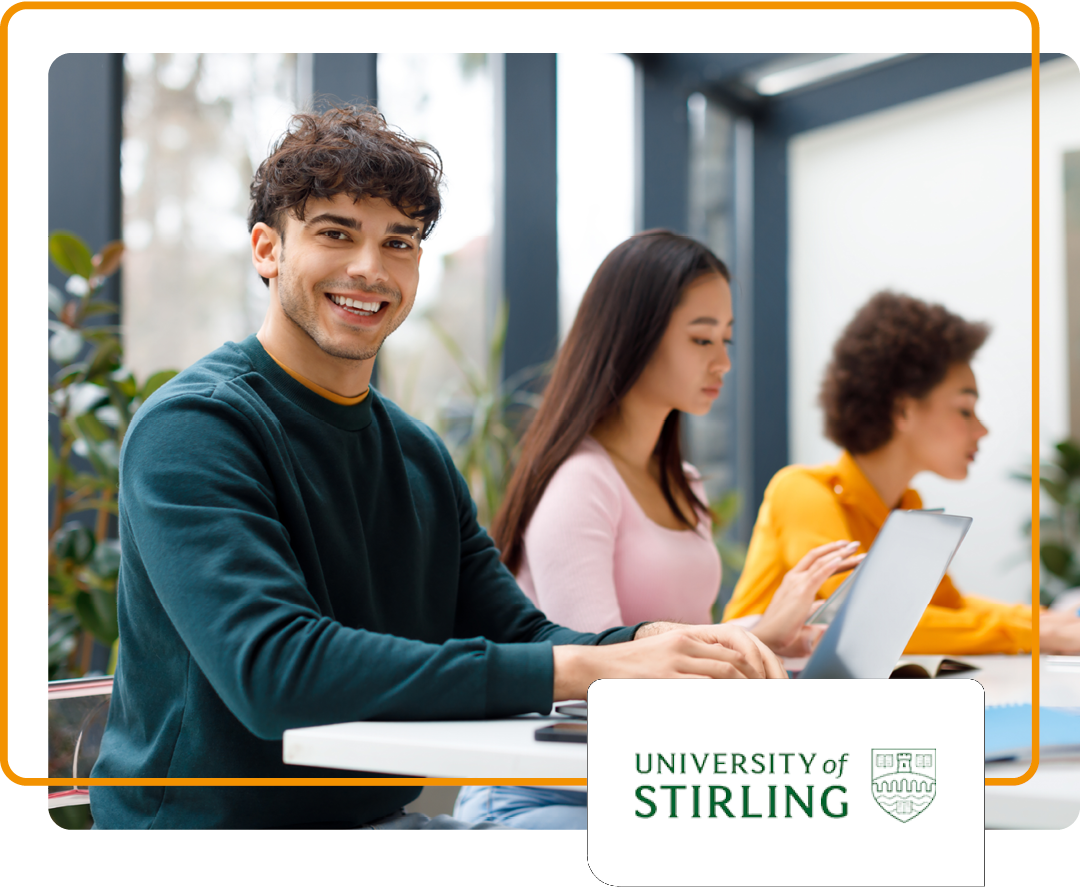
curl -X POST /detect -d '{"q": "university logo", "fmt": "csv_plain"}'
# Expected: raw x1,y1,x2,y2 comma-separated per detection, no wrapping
871,748,936,822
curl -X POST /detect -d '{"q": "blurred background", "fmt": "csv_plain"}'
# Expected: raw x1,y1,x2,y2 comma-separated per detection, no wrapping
46,51,1079,732
52,50,1080,597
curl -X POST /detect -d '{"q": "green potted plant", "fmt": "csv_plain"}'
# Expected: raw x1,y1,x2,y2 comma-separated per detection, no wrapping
48,231,177,678
1014,438,1080,607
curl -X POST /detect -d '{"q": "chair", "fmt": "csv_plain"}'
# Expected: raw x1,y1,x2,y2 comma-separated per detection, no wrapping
48,676,113,809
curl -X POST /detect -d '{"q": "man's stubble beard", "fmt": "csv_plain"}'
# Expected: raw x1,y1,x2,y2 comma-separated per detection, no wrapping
275,256,411,362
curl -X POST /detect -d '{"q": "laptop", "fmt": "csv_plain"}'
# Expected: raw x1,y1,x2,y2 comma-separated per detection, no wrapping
536,509,971,741
796,509,972,679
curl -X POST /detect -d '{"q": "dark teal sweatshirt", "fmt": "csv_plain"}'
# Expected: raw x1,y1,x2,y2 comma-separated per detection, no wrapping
90,335,637,829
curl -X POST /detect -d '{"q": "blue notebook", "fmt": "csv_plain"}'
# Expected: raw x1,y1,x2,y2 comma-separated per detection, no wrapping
984,704,1080,762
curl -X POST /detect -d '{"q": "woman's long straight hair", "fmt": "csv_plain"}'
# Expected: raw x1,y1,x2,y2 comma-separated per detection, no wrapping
492,230,731,574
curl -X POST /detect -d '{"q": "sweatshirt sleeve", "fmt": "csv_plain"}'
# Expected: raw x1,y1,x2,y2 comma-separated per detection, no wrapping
119,393,634,740
517,452,627,633
725,468,854,618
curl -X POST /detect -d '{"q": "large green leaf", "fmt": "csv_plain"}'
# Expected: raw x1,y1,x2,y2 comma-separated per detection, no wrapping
109,367,138,399
79,438,120,486
140,369,179,402
48,608,80,677
1040,541,1073,579
88,539,121,581
53,361,89,389
54,523,96,565
49,328,84,365
48,441,60,485
74,589,119,646
73,410,112,442
66,382,110,419
79,299,121,319
83,338,123,382
49,231,95,279
1040,477,1068,505
89,587,119,642
1056,440,1080,478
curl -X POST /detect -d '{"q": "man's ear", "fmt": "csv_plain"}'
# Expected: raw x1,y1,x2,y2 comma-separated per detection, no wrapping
251,223,281,280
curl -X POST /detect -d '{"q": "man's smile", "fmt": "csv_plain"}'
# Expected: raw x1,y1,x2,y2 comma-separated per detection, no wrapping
327,292,389,317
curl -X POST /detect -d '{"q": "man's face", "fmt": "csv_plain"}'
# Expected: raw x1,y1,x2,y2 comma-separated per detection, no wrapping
255,194,423,362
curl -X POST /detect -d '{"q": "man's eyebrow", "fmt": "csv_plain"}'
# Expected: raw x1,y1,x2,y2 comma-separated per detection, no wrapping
687,316,719,326
304,213,360,230
386,222,422,239
960,387,979,397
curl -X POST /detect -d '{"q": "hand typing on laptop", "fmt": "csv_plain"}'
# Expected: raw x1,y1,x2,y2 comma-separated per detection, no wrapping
751,540,866,658
551,622,787,699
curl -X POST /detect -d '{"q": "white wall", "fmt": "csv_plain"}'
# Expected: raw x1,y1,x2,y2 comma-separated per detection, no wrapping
788,57,1080,604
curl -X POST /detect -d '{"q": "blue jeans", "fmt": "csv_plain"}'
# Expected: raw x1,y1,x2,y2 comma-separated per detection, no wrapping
362,808,508,829
453,786,587,830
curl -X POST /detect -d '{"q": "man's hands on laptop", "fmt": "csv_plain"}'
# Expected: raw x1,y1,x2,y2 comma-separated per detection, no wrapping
751,539,866,658
552,623,786,700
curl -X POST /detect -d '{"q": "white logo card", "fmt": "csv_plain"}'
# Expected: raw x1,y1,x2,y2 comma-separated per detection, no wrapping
587,679,984,886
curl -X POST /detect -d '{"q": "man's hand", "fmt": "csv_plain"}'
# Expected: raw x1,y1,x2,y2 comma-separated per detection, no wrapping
552,623,787,701
750,540,865,657
1040,609,1080,654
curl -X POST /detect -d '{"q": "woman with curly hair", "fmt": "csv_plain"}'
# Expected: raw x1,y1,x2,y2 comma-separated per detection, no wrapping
724,291,1080,655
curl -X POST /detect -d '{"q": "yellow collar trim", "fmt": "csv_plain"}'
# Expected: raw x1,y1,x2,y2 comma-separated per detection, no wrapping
263,349,369,406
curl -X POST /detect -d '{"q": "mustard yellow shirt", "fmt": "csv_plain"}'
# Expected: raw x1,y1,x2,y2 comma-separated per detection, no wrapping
723,451,1033,655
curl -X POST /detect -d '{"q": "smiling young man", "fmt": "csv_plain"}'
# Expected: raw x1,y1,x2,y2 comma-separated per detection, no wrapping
89,108,785,830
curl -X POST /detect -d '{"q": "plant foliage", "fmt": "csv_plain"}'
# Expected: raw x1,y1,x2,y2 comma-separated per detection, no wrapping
1014,438,1080,606
427,302,543,529
48,231,178,678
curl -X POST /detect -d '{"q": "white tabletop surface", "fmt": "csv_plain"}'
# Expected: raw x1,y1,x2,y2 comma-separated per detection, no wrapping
940,654,1080,829
283,712,586,779
282,655,1080,828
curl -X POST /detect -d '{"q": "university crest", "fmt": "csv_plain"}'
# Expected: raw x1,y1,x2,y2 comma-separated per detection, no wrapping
871,748,936,822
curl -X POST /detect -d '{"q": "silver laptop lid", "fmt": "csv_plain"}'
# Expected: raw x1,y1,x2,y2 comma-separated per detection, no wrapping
798,510,972,679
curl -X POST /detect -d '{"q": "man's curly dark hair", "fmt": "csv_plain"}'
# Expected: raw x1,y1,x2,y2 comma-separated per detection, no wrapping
820,291,990,454
247,106,443,285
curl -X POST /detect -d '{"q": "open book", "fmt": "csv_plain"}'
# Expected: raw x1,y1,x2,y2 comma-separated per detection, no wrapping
889,655,979,679
778,653,978,677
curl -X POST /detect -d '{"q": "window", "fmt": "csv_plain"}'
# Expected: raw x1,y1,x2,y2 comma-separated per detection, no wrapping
373,54,495,428
556,53,634,340
121,53,297,378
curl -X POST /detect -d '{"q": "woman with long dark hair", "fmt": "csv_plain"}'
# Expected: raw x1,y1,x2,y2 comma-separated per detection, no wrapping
453,231,861,829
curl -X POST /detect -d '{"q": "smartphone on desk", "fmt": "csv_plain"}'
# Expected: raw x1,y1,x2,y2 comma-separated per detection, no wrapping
535,722,587,744
555,702,587,719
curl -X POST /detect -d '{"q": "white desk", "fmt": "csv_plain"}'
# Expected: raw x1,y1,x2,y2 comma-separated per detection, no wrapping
939,654,1080,829
283,713,585,779
282,656,1080,828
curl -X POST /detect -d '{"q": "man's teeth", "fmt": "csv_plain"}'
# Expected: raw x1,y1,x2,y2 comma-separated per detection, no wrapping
330,294,381,314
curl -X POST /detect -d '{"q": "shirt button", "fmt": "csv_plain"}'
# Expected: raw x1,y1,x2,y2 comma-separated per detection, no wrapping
834,485,843,494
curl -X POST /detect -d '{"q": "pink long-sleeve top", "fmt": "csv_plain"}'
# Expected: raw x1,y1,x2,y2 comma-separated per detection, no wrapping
515,436,722,632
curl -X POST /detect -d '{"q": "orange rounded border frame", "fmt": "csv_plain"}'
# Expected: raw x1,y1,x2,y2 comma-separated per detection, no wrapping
1,0,1041,790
